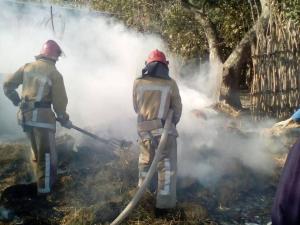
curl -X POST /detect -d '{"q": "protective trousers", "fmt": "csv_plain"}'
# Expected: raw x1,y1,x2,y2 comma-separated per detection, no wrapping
138,135,177,209
26,127,57,194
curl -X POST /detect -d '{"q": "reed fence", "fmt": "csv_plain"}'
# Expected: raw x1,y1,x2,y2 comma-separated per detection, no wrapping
250,2,300,120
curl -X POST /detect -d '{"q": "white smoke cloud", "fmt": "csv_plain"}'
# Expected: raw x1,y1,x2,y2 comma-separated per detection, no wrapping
0,1,166,141
0,0,278,185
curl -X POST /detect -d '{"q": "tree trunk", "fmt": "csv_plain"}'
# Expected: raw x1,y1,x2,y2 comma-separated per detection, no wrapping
194,11,222,63
182,0,222,63
220,0,270,108
183,0,271,109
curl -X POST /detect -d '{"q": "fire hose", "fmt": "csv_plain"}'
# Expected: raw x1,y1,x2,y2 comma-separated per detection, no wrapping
110,109,174,225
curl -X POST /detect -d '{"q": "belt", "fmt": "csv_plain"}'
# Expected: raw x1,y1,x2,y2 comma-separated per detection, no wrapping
138,119,164,132
34,101,51,108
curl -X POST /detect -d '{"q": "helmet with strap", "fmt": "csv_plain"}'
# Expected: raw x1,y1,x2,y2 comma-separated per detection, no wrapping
146,49,169,65
39,40,63,61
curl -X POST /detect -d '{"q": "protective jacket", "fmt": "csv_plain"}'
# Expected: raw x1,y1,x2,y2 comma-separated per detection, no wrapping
133,62,182,209
3,57,68,130
133,63,182,139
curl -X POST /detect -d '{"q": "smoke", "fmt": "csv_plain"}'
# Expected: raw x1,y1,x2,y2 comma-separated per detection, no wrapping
0,74,22,140
0,1,167,141
0,1,278,185
176,61,278,185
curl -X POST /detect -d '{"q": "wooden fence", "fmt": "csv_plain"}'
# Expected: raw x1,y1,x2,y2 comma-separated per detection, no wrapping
250,3,300,120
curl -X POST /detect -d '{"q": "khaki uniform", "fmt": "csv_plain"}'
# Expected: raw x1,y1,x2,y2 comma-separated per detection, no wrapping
3,58,68,194
133,76,182,208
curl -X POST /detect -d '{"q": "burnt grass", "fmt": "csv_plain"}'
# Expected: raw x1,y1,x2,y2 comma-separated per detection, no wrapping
0,134,282,225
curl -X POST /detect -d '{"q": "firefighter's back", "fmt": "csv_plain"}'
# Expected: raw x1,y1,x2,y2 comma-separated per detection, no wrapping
22,59,58,103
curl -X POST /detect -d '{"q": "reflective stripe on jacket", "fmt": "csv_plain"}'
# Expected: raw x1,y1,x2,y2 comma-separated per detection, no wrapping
3,58,68,130
133,76,182,138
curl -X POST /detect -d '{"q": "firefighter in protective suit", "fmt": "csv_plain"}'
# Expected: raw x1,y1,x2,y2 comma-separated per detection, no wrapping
3,40,72,195
133,49,182,213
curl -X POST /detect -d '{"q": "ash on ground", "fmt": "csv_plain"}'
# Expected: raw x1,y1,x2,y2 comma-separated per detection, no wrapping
0,129,290,225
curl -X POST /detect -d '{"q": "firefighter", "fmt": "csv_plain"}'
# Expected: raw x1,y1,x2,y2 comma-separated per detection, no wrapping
133,49,182,215
3,40,72,195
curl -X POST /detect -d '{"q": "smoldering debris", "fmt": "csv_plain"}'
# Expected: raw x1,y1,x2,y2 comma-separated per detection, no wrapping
0,144,34,191
0,130,283,225
0,134,137,225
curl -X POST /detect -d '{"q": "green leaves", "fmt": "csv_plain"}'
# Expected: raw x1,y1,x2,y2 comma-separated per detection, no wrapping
38,0,299,60
279,0,300,24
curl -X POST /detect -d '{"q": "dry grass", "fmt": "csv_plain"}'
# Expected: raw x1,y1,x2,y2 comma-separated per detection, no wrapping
0,132,286,225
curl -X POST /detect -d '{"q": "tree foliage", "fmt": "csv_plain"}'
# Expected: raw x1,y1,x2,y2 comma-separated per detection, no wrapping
89,0,207,59
26,0,299,61
46,0,259,61
206,0,260,59
278,0,300,23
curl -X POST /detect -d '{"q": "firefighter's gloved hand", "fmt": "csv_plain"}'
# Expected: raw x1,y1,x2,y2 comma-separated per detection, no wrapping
57,113,72,129
60,120,73,129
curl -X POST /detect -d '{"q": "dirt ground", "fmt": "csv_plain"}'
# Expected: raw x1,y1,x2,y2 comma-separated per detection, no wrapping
0,131,289,225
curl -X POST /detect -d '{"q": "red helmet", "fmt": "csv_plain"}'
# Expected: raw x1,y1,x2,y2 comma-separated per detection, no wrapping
146,49,169,65
39,40,62,61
